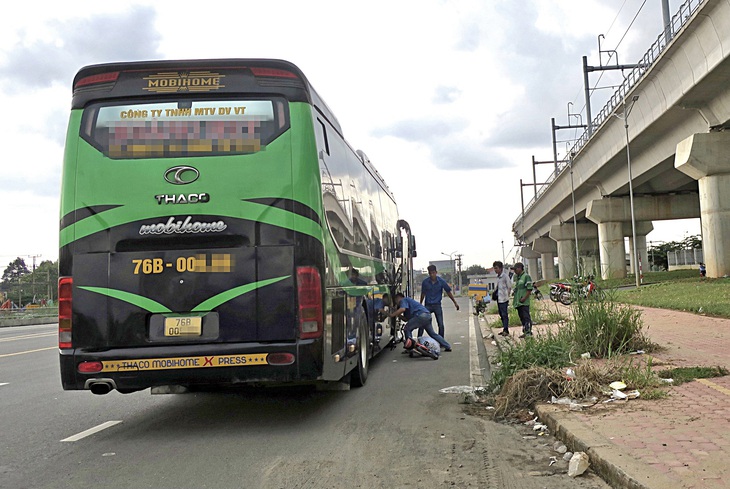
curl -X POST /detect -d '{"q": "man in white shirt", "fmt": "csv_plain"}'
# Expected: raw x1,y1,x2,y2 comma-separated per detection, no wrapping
493,261,513,336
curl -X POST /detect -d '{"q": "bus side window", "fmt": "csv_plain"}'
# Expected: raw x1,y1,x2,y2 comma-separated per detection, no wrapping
317,119,330,155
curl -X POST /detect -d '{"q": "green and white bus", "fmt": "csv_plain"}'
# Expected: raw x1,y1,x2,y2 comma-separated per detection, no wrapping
59,59,415,394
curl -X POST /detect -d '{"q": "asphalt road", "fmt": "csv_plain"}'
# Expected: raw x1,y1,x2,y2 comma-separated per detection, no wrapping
0,300,609,489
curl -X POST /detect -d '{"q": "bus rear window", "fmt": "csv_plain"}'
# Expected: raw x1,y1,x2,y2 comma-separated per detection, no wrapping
81,98,289,159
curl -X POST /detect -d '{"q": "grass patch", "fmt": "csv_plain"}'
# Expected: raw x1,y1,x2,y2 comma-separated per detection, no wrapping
614,277,730,318
597,269,698,289
656,366,729,385
567,292,654,358
488,328,573,393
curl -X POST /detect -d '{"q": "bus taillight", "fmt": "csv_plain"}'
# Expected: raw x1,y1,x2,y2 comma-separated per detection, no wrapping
250,67,298,79
74,71,120,88
58,277,73,349
296,266,322,339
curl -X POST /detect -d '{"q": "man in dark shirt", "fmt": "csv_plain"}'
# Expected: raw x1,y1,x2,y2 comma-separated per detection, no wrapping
385,293,451,351
419,265,459,339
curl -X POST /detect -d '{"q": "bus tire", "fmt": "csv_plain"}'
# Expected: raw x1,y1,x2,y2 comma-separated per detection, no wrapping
350,324,369,387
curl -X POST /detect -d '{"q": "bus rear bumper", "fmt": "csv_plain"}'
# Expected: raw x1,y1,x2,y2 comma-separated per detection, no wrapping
60,340,323,392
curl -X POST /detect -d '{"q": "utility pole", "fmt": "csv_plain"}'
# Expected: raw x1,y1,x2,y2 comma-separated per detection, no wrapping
455,254,463,294
27,254,41,303
27,254,41,271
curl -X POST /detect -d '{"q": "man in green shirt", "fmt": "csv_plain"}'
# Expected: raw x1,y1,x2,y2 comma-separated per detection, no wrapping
512,262,533,338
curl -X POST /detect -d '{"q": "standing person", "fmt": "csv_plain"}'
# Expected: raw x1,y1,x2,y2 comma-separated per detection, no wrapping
385,292,451,351
419,265,459,339
493,261,512,336
512,262,534,338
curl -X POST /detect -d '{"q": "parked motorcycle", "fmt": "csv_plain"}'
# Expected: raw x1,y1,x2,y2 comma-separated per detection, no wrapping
550,277,604,305
549,282,571,302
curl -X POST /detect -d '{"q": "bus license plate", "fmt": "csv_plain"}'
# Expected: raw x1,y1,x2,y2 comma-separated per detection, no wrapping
164,316,202,336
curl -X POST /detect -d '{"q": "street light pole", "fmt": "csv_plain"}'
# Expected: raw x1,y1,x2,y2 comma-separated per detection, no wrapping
441,250,457,287
621,93,641,288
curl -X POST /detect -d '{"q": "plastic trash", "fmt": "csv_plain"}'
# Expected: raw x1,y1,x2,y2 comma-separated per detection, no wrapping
625,390,640,399
609,381,627,390
552,396,576,405
549,456,558,466
611,389,628,400
660,378,674,384
568,452,590,477
533,423,548,432
580,352,591,359
439,385,474,394
568,403,583,411
565,368,576,380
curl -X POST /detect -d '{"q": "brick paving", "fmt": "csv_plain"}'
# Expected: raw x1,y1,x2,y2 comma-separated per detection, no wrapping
482,304,730,489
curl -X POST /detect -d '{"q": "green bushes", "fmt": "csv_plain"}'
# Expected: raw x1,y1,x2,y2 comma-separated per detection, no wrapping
567,292,650,358
489,295,654,395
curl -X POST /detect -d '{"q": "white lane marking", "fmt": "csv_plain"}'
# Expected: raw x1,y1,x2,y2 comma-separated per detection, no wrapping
468,301,483,387
0,383,9,387
0,346,56,358
0,332,56,342
61,421,123,442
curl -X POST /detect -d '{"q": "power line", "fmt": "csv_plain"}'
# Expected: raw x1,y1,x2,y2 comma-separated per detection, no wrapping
571,0,649,121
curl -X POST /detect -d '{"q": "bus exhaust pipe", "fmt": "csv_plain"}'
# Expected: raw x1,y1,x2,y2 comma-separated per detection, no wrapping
89,382,113,395
85,379,117,395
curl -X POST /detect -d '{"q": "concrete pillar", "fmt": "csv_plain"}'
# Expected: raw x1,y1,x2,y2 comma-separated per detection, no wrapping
582,238,599,278
676,132,730,278
586,193,701,278
532,237,557,280
597,221,626,279
623,222,653,275
583,255,598,278
549,223,601,279
519,247,540,280
555,239,576,279
540,253,556,280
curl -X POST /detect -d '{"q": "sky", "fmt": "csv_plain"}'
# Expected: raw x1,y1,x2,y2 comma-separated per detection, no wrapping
0,0,700,272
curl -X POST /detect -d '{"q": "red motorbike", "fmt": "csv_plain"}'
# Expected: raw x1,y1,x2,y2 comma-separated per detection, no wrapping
551,276,604,305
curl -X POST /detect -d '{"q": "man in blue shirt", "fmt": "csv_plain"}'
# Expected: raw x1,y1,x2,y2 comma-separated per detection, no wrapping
419,265,460,339
385,292,451,351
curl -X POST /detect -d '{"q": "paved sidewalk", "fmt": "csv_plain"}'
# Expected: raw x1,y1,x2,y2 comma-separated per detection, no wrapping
480,305,730,489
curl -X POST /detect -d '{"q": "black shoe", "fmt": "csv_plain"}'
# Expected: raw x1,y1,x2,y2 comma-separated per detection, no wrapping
498,331,509,336
519,332,533,338
444,347,452,352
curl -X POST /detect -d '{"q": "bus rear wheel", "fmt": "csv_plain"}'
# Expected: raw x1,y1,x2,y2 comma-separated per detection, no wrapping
350,325,370,387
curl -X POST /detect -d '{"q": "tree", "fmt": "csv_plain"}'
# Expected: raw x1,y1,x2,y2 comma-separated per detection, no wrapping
648,235,702,271
461,264,488,285
28,260,59,302
1,258,30,285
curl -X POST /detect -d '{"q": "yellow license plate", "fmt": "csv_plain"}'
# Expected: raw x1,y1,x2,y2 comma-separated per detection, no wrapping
164,316,202,336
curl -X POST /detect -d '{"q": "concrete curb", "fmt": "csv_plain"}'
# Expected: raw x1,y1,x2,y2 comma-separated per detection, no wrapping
479,316,680,489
